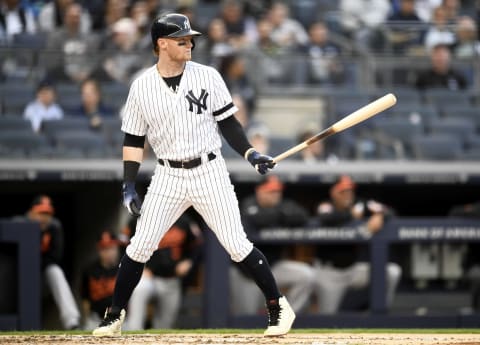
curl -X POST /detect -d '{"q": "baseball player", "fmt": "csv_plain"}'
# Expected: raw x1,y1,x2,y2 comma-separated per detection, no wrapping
81,231,120,330
14,195,80,329
93,13,295,337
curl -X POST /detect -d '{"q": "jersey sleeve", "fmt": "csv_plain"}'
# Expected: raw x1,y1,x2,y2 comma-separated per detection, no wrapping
211,68,239,122
121,80,148,136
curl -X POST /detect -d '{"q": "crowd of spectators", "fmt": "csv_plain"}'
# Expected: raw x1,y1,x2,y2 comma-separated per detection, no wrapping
0,0,478,85
0,0,479,161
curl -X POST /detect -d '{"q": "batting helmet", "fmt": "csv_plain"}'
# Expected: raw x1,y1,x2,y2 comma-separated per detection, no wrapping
151,13,201,49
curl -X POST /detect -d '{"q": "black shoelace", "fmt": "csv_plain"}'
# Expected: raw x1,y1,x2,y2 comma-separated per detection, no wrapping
99,311,120,327
267,303,281,326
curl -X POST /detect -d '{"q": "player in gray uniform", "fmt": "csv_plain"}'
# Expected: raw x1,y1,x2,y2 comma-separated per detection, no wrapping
93,13,295,337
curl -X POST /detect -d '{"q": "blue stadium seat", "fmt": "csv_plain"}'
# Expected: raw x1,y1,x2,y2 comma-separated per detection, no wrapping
411,134,463,160
269,136,296,157
221,138,238,159
458,148,480,160
424,89,472,108
55,83,81,113
0,130,51,158
374,118,425,158
0,83,35,114
12,33,47,49
428,118,475,143
101,82,129,109
441,107,480,130
42,117,91,139
0,116,33,131
52,130,109,158
388,104,439,125
330,92,372,120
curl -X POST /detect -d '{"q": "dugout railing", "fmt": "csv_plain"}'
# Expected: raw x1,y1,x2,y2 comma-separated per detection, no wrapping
203,218,480,329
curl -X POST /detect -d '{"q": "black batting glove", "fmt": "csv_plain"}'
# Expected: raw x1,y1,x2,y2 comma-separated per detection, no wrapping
122,181,142,217
246,149,276,175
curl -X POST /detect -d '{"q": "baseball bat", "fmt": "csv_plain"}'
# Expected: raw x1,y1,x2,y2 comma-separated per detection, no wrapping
272,93,397,163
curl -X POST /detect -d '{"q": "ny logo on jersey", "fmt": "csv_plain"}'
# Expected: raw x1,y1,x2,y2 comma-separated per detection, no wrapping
186,89,209,114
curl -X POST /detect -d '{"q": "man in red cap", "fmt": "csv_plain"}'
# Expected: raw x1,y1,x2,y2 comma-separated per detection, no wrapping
20,195,80,329
231,175,315,316
313,175,402,314
81,231,120,330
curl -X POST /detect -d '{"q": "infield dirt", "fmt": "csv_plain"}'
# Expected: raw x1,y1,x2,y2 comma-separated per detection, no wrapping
1,333,479,345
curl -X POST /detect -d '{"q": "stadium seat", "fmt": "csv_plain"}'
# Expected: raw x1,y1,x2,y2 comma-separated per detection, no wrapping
373,118,425,158
55,83,81,113
100,118,123,155
0,130,51,158
221,138,238,159
441,107,480,130
466,135,480,150
458,148,480,160
439,104,478,117
0,83,35,114
0,116,33,131
388,104,439,125
101,82,129,109
423,89,472,108
330,92,372,120
101,117,122,135
52,130,109,158
269,136,296,156
411,134,463,160
428,118,475,143
42,117,91,139
12,33,47,50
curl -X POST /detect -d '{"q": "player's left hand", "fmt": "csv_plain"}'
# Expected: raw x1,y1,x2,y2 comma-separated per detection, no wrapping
246,150,276,175
122,182,142,217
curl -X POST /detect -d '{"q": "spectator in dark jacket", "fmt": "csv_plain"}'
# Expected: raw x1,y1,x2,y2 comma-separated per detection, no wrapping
415,43,467,90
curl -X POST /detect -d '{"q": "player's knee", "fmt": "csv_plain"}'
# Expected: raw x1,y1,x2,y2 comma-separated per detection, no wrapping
228,240,254,263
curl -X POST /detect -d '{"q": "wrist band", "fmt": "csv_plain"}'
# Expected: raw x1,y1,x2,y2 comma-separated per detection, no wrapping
244,148,255,160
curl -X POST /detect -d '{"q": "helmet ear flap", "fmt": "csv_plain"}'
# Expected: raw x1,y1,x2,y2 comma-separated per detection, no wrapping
191,38,195,51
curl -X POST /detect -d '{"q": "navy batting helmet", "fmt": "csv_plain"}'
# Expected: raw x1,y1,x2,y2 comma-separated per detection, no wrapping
151,13,201,50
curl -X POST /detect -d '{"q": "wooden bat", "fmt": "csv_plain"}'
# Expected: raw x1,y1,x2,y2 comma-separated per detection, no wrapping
272,93,397,163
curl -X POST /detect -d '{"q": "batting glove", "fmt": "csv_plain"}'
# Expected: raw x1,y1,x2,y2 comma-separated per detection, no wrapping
122,181,142,217
246,149,276,175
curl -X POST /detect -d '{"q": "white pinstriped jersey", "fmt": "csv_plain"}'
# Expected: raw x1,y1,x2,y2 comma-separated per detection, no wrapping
121,61,238,161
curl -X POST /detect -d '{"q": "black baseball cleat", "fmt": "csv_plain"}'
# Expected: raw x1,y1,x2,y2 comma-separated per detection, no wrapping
264,296,296,336
92,308,126,336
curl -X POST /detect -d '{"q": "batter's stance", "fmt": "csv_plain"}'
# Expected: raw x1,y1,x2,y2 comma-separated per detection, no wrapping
93,13,295,337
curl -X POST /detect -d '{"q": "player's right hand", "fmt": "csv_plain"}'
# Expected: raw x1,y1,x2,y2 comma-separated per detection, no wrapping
122,182,142,217
246,150,276,175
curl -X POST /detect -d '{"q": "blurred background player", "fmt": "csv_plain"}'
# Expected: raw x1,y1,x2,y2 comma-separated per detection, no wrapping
231,175,314,315
14,195,80,329
125,214,203,330
313,176,402,314
81,231,120,330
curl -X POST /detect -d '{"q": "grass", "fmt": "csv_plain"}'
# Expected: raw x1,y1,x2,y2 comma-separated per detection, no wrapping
1,328,480,336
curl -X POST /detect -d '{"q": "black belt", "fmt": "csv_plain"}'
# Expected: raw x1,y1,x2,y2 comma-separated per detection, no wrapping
158,152,216,169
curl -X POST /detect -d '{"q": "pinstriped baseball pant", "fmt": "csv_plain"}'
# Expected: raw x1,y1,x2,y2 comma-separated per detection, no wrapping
126,154,253,263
